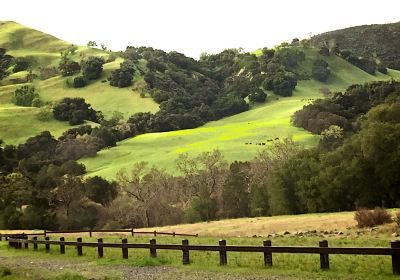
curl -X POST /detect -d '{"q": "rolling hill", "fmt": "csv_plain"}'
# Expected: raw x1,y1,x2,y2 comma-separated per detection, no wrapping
81,49,400,178
0,21,159,145
1,21,400,178
310,21,400,70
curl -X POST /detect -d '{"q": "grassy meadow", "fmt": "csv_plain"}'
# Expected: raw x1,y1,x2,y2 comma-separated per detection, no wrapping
81,50,400,178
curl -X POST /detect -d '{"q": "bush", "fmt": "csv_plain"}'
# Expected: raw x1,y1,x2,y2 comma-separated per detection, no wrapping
59,58,81,76
11,85,39,107
354,208,392,228
36,108,53,121
13,56,35,73
73,76,87,88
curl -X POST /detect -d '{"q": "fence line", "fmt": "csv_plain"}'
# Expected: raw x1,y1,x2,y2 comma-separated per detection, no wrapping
0,229,198,239
4,237,400,275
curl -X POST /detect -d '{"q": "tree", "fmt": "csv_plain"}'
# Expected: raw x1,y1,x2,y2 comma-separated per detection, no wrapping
53,97,99,125
312,59,330,82
87,41,97,47
73,76,86,88
11,86,40,107
81,56,105,80
58,58,81,76
13,56,35,73
84,176,117,206
248,88,267,103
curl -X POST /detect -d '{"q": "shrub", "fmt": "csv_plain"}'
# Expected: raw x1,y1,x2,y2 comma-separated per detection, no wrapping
73,76,86,88
13,56,35,73
0,267,11,276
11,85,39,107
59,58,81,76
354,208,392,228
36,108,53,121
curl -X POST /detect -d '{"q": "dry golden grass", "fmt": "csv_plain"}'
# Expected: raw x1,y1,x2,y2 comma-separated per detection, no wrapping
138,211,359,237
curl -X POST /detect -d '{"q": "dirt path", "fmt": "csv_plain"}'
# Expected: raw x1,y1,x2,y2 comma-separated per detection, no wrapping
0,255,301,280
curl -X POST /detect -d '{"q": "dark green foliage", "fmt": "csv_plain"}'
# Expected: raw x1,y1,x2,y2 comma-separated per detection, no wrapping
53,97,99,125
84,176,117,206
312,59,330,82
108,60,136,88
310,21,400,70
292,81,400,134
0,48,13,80
347,56,376,75
73,76,86,88
248,88,267,103
12,56,35,72
91,127,117,147
212,95,249,118
11,85,40,107
59,58,81,76
377,64,388,74
81,56,105,80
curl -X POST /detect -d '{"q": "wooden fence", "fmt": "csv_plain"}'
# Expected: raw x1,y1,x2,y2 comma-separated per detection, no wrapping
0,229,198,238
4,237,400,274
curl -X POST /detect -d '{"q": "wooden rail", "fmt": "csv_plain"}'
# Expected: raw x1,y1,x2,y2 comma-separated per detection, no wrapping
0,229,198,239
5,237,400,274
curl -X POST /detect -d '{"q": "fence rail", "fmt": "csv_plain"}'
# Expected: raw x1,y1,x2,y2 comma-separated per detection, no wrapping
4,237,400,275
0,229,198,238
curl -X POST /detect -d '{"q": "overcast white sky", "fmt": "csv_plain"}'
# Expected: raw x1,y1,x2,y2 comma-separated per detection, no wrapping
1,0,399,58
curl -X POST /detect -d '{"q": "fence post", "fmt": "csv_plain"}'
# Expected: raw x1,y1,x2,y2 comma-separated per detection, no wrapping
44,230,47,237
60,237,65,254
150,239,157,258
263,240,272,266
24,236,28,249
89,231,92,238
391,240,400,274
0,234,2,241
131,228,134,237
45,237,50,253
182,239,189,265
319,240,329,270
33,236,38,251
77,237,83,256
122,238,128,259
173,232,176,237
98,238,103,258
154,230,157,237
219,240,227,266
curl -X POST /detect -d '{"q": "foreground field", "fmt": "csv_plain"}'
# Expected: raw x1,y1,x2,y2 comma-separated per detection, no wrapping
1,210,399,279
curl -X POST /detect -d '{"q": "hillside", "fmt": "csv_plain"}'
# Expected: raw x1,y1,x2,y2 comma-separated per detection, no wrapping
0,21,159,145
310,21,400,70
81,49,400,178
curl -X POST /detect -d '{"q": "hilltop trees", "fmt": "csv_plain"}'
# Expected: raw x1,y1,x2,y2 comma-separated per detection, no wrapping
0,48,13,80
108,60,136,88
81,56,105,80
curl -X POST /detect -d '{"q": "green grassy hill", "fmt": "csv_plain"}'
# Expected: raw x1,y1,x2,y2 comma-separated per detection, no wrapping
81,48,400,178
0,21,159,145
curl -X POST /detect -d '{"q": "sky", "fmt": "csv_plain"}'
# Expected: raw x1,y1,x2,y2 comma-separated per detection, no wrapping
1,0,399,58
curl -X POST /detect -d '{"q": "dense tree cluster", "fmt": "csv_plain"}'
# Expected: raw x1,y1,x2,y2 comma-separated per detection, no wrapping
292,80,400,134
53,97,99,125
0,48,13,80
108,60,136,88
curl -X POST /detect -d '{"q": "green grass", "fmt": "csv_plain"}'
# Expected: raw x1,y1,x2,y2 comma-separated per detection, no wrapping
0,235,398,279
0,22,159,145
81,49,400,178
